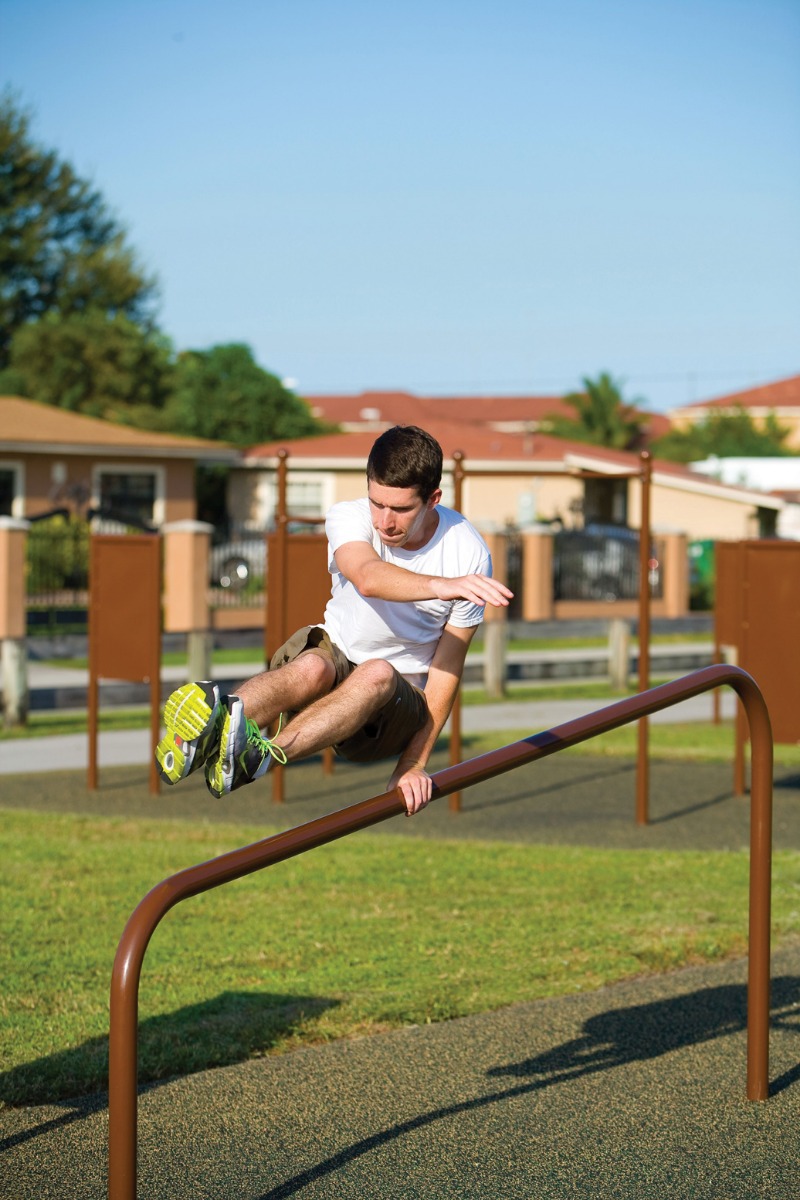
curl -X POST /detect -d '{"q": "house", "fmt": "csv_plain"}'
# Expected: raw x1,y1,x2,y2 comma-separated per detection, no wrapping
305,388,672,444
667,374,800,450
689,457,800,541
232,420,782,544
0,395,237,527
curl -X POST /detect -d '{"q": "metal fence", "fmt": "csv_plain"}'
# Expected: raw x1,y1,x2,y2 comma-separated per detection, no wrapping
554,527,664,602
25,510,160,634
207,526,268,609
26,512,90,610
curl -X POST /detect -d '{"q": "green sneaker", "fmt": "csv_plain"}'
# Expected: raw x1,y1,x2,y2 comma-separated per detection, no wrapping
205,695,287,798
155,681,222,785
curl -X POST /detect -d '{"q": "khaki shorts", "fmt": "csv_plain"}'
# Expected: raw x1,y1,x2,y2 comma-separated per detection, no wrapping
269,625,429,764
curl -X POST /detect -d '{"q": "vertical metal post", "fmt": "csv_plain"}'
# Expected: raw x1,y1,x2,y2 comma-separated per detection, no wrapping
449,451,466,812
636,452,652,825
272,450,289,804
747,682,773,1100
88,536,99,791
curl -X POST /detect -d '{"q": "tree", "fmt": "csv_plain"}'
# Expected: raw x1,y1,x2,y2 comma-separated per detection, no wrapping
163,343,321,446
546,372,646,450
652,407,792,462
1,309,174,420
0,93,157,367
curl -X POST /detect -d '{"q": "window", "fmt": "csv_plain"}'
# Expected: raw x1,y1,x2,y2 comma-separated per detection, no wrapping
287,478,324,518
254,472,331,528
0,462,23,518
583,478,628,526
92,466,164,527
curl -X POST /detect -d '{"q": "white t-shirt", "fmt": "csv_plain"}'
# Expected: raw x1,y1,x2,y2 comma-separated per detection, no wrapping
321,498,492,688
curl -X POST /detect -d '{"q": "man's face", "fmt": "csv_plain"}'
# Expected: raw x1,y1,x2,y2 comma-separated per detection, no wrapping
367,482,441,550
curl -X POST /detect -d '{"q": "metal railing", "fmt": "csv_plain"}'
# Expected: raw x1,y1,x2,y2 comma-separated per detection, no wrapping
108,664,773,1199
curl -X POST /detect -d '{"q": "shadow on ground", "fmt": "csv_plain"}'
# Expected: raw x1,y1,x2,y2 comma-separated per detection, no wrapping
246,973,800,1200
0,990,338,1109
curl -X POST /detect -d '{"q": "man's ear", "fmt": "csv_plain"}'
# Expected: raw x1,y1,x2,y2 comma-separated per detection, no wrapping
427,488,443,510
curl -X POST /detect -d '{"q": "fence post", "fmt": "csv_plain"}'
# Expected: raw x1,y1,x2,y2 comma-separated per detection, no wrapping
608,618,630,691
481,530,508,699
0,517,30,727
162,521,214,679
520,525,554,621
659,531,689,618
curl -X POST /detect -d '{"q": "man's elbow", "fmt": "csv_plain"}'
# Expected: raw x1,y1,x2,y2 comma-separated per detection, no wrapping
351,568,379,598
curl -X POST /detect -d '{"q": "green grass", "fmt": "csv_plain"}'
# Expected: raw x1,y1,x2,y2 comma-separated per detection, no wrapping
463,721,800,765
2,806,798,1107
36,645,266,670
0,708,152,740
468,631,712,653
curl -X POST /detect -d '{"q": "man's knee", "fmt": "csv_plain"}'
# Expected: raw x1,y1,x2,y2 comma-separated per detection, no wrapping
351,658,398,701
294,648,337,691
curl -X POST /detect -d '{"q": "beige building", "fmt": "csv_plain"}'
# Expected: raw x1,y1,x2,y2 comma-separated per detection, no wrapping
0,395,237,526
667,374,800,451
233,421,781,543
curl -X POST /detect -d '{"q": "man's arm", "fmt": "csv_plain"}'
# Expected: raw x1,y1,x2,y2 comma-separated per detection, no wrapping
387,623,478,815
334,540,512,609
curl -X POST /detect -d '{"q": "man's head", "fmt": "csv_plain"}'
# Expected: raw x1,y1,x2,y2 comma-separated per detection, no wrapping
366,426,444,550
366,425,443,502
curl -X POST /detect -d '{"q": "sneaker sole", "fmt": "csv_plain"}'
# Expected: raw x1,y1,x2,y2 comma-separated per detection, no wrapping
155,682,219,785
205,708,233,798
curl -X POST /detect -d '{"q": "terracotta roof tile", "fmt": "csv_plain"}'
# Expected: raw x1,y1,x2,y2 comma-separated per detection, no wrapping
672,374,800,413
0,395,234,457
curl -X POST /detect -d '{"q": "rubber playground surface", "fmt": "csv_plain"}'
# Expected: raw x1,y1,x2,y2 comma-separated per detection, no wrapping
2,749,800,1199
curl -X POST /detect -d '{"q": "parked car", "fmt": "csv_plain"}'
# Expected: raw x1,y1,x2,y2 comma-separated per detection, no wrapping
554,523,660,601
209,536,267,590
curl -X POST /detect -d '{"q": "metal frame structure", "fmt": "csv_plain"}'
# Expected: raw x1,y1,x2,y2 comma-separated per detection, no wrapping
265,448,656,818
108,664,774,1200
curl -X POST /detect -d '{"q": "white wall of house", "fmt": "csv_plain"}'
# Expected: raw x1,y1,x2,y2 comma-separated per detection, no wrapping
227,459,779,543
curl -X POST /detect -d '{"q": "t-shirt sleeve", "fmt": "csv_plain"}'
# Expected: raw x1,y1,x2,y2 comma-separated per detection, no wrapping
446,549,493,628
325,500,374,571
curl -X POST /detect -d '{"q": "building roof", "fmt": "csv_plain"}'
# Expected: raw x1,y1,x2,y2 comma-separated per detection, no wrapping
0,395,237,461
244,424,782,510
669,374,800,416
304,388,670,440
305,389,569,428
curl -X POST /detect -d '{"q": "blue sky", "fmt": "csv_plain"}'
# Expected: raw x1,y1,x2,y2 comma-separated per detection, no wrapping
2,0,799,411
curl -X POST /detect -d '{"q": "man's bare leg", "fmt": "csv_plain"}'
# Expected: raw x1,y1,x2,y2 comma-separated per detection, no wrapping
258,658,399,764
234,650,337,730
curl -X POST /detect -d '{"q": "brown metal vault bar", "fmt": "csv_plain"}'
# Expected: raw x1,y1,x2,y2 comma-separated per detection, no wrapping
108,664,773,1200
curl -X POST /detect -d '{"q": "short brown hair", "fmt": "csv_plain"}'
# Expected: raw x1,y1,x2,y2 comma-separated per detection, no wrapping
366,425,443,502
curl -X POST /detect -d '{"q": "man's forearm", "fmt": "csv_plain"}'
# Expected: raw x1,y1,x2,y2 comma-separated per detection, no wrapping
341,553,511,609
393,673,460,775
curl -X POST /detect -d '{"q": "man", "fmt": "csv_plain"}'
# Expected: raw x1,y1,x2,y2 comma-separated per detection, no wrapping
155,425,512,815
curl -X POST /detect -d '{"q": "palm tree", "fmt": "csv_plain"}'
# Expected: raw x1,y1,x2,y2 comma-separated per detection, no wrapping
546,372,645,450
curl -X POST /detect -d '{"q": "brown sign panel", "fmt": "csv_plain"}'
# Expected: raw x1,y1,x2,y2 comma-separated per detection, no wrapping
266,533,331,658
714,541,743,649
716,540,800,746
90,536,161,681
741,543,800,745
88,535,162,792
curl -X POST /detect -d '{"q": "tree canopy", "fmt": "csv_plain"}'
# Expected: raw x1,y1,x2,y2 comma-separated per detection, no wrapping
1,309,174,420
0,93,157,367
545,372,646,450
651,407,792,462
163,343,321,446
